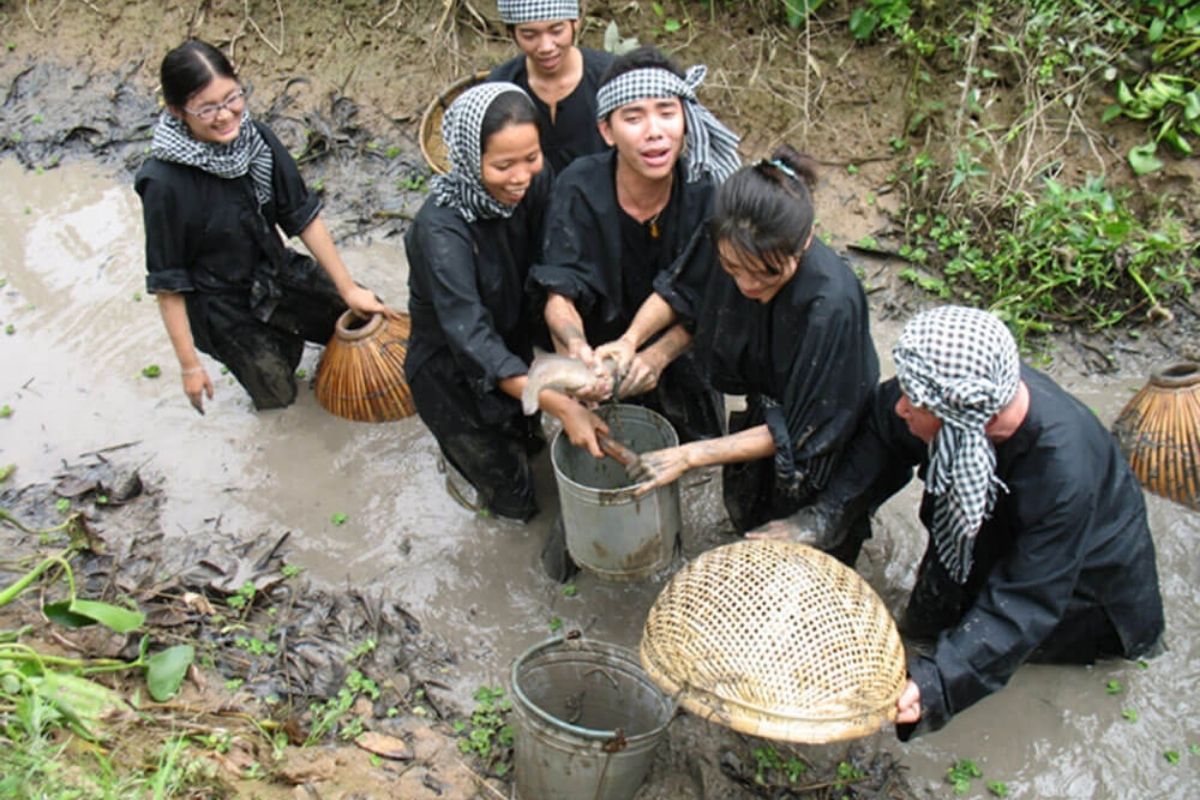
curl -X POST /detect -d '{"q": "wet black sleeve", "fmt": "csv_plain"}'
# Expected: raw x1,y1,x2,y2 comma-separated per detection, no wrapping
135,163,195,294
527,157,615,320
410,212,529,393
903,442,1094,738
257,123,323,237
814,378,924,526
652,225,715,325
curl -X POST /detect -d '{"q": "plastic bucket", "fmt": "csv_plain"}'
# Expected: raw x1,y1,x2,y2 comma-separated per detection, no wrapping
510,638,676,800
551,404,681,581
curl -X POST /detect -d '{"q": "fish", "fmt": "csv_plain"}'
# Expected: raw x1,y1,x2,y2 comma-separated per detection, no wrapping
522,353,600,415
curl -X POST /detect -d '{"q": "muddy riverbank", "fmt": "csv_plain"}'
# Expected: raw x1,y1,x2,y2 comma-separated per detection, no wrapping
2,1,1199,798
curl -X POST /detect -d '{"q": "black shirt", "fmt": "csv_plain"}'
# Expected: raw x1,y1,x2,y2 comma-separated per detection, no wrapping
135,122,321,297
404,168,552,395
529,150,714,345
841,370,1165,736
488,48,613,176
656,235,879,487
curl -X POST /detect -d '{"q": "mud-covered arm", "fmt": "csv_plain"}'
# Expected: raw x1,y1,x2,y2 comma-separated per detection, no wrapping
900,461,1092,739
632,424,776,496
594,293,681,378
413,216,528,394
297,216,396,319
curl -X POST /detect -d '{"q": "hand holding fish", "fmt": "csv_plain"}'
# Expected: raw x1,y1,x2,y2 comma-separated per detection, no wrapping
522,352,617,413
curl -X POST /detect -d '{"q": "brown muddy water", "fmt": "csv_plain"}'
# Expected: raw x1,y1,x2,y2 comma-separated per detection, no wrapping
1,159,1198,798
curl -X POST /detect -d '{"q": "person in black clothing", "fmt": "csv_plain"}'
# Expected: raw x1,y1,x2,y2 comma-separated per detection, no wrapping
528,45,741,444
405,82,608,522
135,40,394,412
770,305,1165,738
601,148,879,563
488,0,612,175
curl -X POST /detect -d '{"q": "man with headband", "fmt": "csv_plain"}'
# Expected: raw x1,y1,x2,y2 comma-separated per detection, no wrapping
529,45,739,445
775,305,1164,737
488,0,612,175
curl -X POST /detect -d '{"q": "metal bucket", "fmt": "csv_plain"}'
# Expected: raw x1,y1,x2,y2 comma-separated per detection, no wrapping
551,404,681,581
510,638,676,800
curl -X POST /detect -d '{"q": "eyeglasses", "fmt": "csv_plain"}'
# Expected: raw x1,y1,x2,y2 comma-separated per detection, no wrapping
183,86,251,122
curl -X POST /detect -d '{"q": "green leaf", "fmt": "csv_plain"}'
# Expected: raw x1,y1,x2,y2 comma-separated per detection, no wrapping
663,18,682,33
141,364,161,378
1121,708,1138,722
68,599,145,633
1105,679,1124,695
1164,750,1180,764
146,645,195,701
331,512,348,525
987,780,1009,797
1101,103,1124,123
1128,143,1164,175
0,464,14,482
1147,17,1165,43
43,600,100,629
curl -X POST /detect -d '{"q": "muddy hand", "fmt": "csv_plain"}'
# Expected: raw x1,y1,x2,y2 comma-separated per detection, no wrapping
596,432,645,478
343,286,398,320
746,505,844,550
630,447,690,496
183,367,213,415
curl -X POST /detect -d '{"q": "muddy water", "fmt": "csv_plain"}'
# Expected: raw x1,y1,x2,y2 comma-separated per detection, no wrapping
2,160,1198,798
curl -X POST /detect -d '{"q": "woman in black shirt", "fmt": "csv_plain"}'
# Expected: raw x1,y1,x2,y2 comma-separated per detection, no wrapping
135,40,393,412
405,82,607,522
604,147,879,562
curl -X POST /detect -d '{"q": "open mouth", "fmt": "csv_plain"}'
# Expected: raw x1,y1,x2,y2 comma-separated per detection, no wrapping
536,53,561,71
640,147,672,169
503,186,528,202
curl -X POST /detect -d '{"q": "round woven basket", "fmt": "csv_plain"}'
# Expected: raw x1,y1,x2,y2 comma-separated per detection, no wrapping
419,70,490,175
640,540,906,744
314,310,415,422
1112,361,1200,510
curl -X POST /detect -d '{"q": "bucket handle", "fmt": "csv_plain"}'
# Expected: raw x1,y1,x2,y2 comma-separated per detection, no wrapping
582,666,620,691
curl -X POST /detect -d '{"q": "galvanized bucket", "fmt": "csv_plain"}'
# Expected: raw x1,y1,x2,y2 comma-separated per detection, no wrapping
510,637,676,800
551,404,682,581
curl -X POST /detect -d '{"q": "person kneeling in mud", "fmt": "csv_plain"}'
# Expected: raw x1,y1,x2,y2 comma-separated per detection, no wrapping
600,149,880,565
488,0,612,175
528,44,741,446
761,305,1165,738
405,83,608,522
136,40,396,413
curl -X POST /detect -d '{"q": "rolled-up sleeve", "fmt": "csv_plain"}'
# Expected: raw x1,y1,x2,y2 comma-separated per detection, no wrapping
258,123,323,237
135,170,194,294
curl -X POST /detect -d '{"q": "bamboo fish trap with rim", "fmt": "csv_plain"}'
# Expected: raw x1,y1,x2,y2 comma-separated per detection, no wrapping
1112,361,1200,511
640,540,907,744
314,310,415,422
419,70,490,175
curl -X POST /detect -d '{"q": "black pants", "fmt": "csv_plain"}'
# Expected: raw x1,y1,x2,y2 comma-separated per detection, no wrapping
721,400,869,566
188,255,345,410
409,350,543,522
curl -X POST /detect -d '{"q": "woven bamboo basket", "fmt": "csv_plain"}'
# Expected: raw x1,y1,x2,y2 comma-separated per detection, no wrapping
314,310,415,422
1112,361,1200,510
640,540,906,744
419,70,490,175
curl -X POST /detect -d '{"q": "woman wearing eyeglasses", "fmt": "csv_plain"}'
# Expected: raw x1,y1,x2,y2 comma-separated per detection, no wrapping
135,39,395,413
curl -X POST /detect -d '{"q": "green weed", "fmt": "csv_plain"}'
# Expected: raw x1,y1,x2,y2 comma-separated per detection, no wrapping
947,758,983,794
454,685,514,777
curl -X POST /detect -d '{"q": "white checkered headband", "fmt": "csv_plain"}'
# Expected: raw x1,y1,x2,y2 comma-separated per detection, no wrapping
595,65,741,184
432,82,532,223
497,0,578,23
892,305,1021,584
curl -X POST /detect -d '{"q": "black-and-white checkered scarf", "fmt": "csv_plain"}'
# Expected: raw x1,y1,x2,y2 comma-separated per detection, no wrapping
893,305,1020,583
497,0,578,23
150,109,273,206
431,82,532,223
595,65,741,184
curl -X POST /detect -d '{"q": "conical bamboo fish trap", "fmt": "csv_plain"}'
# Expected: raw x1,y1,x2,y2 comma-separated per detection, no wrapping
1112,361,1200,511
419,70,489,175
640,540,906,744
315,310,415,422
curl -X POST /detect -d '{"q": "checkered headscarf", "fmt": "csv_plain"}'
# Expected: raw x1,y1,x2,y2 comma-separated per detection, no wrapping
596,65,741,184
893,305,1021,583
151,109,273,206
431,82,533,223
497,0,578,23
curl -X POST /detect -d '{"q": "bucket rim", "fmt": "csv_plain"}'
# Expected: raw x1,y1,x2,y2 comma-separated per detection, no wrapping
549,404,677,497
510,636,676,743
